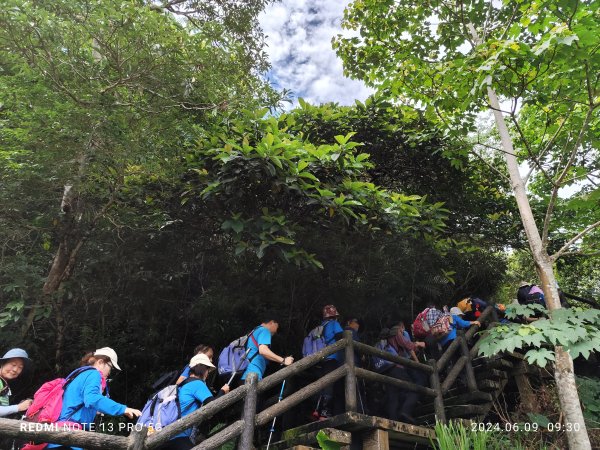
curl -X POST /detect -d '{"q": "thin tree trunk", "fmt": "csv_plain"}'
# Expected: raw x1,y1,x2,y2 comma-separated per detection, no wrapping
486,85,591,450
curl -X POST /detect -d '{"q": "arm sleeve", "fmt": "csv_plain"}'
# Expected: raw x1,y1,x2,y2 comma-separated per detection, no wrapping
256,327,271,346
81,371,126,416
180,365,190,378
397,335,417,352
0,404,19,417
192,382,214,404
454,315,472,329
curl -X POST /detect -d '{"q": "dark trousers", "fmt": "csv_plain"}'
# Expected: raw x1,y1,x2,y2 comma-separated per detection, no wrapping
320,358,344,416
385,366,419,421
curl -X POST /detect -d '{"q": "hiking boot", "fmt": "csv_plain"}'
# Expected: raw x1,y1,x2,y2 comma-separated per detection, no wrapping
317,409,332,421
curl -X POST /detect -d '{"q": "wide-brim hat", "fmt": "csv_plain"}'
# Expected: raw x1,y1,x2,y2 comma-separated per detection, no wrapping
94,347,121,371
190,353,216,370
0,348,31,367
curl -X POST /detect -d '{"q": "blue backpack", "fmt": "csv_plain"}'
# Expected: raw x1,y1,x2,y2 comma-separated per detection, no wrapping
217,328,259,376
302,320,334,358
372,340,398,373
137,378,201,432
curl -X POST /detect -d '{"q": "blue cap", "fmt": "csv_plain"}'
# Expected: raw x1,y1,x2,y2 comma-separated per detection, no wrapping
0,348,31,365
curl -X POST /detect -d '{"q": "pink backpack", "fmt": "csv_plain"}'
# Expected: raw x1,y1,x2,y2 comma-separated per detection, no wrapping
25,367,94,423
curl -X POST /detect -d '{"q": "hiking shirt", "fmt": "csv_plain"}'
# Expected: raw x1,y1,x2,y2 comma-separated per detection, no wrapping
0,377,18,417
388,332,417,360
241,326,270,381
47,368,126,450
172,379,213,439
438,315,472,347
323,320,344,362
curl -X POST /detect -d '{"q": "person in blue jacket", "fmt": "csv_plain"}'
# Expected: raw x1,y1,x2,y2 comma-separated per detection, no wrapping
47,347,141,450
440,308,480,349
0,348,32,418
316,304,344,419
158,353,230,450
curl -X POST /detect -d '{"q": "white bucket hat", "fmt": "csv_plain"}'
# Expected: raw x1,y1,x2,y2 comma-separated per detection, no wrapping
94,347,121,371
189,353,215,370
450,307,464,316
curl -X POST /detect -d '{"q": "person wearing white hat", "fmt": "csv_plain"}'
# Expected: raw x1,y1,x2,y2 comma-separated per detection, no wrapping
0,348,32,417
158,353,230,450
47,347,141,450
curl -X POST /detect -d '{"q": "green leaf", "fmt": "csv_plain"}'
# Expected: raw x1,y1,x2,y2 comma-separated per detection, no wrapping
525,348,555,367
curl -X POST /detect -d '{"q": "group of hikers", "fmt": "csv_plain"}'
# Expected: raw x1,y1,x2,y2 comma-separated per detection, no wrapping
0,283,555,450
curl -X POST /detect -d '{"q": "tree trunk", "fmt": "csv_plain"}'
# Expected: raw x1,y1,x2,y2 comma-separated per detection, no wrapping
486,85,591,449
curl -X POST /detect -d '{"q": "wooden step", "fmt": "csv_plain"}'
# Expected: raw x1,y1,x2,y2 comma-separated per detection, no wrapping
472,357,514,371
414,391,493,416
417,403,493,424
281,412,435,446
474,368,509,381
267,428,351,450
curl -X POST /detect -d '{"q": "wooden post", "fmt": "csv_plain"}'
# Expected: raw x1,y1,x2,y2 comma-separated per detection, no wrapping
126,426,148,450
428,360,446,424
239,373,258,450
362,429,390,450
458,333,478,392
344,330,357,413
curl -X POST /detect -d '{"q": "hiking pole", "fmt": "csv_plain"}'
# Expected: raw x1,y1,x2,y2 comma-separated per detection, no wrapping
227,347,251,386
266,380,286,450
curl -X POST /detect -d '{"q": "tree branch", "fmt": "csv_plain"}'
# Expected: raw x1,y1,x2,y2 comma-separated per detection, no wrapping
552,220,600,261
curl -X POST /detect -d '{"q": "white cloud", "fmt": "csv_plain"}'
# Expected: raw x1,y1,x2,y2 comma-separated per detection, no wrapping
259,0,373,106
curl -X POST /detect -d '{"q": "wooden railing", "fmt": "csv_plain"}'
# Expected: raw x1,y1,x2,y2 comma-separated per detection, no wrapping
0,307,499,450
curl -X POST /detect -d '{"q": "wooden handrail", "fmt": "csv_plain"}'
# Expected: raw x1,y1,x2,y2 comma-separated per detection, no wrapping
0,418,128,449
353,341,433,374
355,368,436,397
194,365,348,449
147,338,347,448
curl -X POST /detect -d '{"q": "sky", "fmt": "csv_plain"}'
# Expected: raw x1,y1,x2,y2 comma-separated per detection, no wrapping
259,0,373,106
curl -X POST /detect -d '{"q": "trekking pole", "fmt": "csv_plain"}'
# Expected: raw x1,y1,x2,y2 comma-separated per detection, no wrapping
227,347,251,386
266,380,286,450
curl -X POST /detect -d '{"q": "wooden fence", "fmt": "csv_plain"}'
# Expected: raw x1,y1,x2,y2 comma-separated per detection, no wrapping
0,306,498,449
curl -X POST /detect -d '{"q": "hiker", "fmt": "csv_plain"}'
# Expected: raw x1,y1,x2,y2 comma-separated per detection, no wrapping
388,323,428,387
0,348,32,417
441,308,480,350
457,296,507,322
47,348,141,450
157,354,230,450
241,317,293,382
375,328,419,424
176,344,214,385
315,304,345,419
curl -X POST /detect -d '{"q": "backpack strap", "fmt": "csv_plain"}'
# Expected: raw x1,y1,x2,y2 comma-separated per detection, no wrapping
244,326,262,364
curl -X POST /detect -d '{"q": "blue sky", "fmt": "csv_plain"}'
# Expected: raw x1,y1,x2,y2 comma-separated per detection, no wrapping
259,0,373,106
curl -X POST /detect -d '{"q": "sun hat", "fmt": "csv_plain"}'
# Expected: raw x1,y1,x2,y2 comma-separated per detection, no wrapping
322,305,340,319
0,348,31,366
94,347,121,371
190,353,216,370
450,307,464,316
